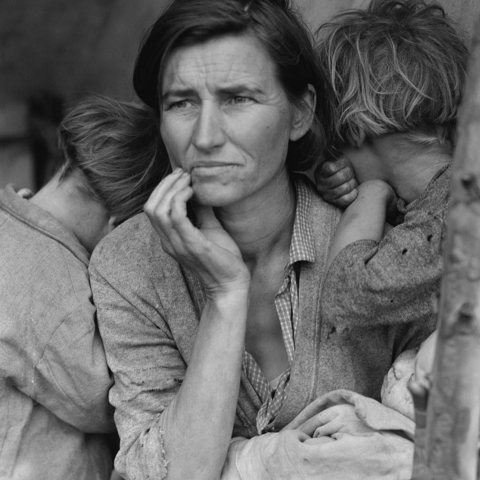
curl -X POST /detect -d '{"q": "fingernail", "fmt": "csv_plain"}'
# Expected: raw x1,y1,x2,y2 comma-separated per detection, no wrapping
173,167,182,174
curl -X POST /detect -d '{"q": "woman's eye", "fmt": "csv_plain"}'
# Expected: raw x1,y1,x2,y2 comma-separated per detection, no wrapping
169,100,191,110
229,96,251,105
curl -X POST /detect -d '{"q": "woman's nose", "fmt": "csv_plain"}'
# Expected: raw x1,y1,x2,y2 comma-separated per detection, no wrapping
192,103,225,151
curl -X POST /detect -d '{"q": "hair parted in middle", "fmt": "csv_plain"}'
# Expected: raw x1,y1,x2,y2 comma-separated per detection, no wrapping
58,96,167,225
316,0,469,156
133,0,334,172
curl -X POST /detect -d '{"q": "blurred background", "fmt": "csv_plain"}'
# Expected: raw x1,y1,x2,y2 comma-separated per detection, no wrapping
1,0,478,191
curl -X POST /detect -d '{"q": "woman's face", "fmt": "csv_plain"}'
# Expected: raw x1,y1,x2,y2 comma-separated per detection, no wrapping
159,33,311,208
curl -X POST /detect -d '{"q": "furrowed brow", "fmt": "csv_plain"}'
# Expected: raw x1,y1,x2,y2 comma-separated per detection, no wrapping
218,84,264,96
162,88,197,100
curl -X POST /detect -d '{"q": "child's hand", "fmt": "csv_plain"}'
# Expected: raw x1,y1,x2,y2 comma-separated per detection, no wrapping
315,156,358,208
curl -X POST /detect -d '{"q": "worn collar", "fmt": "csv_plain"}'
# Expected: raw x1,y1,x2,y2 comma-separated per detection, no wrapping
0,184,90,265
287,177,316,267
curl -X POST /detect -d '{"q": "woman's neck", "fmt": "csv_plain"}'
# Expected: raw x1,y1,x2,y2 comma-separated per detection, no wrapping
214,170,296,270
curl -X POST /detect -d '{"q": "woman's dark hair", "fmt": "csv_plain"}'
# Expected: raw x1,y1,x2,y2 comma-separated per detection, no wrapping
133,0,333,172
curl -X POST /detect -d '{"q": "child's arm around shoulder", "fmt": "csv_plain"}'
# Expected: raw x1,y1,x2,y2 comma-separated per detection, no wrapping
326,180,396,270
321,177,442,340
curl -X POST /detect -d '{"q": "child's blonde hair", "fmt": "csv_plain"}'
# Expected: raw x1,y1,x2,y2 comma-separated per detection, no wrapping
316,0,469,155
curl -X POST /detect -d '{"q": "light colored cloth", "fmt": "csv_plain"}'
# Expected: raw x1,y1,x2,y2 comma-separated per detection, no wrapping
223,389,415,480
90,175,434,480
321,165,450,331
0,185,115,480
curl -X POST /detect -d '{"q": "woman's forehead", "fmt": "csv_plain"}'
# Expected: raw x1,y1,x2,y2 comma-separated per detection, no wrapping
159,34,279,95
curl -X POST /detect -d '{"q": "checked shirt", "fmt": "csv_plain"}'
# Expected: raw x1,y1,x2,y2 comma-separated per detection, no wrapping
242,179,315,434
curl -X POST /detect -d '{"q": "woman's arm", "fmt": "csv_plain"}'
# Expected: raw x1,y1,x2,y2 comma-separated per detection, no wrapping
92,168,252,480
161,289,249,480
143,168,251,479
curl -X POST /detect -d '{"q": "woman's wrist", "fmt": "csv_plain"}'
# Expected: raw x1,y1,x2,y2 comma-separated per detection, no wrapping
205,280,251,306
203,265,251,298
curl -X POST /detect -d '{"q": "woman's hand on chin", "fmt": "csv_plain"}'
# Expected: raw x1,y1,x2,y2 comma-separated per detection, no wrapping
144,168,250,296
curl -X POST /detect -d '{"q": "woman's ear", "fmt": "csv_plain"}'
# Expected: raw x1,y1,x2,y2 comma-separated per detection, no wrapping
290,84,316,142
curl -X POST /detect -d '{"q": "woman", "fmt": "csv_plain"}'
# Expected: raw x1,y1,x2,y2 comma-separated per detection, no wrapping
89,1,433,479
0,96,164,480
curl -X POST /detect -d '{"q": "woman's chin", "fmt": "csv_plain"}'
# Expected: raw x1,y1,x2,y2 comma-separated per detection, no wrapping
191,184,242,208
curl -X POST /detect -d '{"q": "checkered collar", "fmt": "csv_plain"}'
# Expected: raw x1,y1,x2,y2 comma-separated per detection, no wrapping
287,177,316,267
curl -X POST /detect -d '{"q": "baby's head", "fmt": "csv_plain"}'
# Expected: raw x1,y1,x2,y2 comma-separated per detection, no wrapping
381,331,437,420
414,330,437,389
381,348,417,420
316,0,468,156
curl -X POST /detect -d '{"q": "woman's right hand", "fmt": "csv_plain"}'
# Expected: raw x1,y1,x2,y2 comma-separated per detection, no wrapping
144,168,250,296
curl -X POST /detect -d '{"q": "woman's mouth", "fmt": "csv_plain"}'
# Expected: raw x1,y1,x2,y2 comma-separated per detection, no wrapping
190,164,238,176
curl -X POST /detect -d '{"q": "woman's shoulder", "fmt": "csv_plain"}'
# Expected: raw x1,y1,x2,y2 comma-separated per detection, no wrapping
295,175,342,230
90,212,178,280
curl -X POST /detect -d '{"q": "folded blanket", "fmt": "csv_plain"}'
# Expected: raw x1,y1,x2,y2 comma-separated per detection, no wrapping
222,389,414,480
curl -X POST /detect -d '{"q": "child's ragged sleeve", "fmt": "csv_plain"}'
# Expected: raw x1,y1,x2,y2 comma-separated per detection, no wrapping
320,208,444,330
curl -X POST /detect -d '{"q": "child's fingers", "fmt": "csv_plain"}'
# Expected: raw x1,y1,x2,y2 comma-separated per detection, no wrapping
319,157,353,177
334,189,358,208
321,183,358,208
318,165,356,188
330,178,358,198
315,156,358,209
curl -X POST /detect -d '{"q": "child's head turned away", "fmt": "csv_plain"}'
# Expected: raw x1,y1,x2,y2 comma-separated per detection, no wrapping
316,0,468,156
381,331,437,420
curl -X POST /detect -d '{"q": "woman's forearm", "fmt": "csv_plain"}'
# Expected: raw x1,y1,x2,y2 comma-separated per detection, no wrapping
160,288,249,480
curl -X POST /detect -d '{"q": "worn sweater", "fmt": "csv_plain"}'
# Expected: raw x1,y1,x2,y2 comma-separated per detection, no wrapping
89,178,434,480
321,165,450,330
0,185,115,480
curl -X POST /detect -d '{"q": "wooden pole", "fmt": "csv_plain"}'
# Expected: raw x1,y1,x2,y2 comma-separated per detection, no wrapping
411,12,480,480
